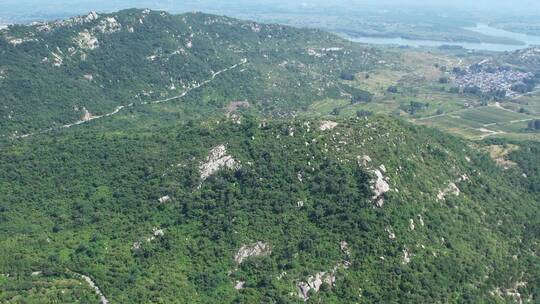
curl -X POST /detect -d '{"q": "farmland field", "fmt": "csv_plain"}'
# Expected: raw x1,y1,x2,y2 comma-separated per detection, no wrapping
322,48,540,141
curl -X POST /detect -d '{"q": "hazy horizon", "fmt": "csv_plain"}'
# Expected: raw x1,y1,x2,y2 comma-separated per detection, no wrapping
1,0,539,23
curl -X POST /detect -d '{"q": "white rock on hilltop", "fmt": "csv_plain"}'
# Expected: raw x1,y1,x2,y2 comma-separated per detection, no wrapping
6,37,37,46
75,31,99,50
93,17,121,34
234,242,271,264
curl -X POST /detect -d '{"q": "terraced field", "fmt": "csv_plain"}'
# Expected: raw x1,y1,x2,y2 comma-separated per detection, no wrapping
320,48,540,141
416,104,538,140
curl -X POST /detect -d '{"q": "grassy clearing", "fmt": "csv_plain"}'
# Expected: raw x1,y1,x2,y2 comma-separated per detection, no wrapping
481,144,520,168
305,98,350,115
352,70,406,96
484,144,520,159
456,106,529,125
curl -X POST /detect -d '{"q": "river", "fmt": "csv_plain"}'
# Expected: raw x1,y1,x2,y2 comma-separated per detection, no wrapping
345,24,540,52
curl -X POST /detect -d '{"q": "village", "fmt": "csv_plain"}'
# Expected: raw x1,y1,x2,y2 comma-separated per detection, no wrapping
452,61,534,98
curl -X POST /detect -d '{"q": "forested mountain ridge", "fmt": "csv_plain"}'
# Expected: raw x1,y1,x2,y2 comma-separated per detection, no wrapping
1,115,538,303
1,9,539,304
0,9,380,137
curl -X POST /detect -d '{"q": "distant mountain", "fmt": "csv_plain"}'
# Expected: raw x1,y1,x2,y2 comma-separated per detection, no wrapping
0,9,379,137
504,47,540,71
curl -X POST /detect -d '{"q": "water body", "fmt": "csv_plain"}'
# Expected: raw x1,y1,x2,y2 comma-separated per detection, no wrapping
346,24,540,52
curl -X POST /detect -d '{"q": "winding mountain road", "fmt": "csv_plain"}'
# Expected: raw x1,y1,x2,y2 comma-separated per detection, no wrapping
15,58,247,139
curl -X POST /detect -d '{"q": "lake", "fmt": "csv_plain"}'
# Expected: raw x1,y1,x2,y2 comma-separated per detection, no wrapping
345,24,540,52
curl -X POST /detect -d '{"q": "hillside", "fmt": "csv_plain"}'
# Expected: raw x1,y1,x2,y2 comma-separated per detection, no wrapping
0,9,381,137
0,9,539,304
2,9,539,142
1,115,538,303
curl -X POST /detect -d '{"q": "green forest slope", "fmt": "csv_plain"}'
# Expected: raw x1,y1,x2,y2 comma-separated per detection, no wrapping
1,115,538,303
0,9,379,137
0,9,538,304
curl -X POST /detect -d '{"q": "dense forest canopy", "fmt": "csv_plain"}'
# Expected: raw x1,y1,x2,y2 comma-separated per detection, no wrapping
0,9,539,304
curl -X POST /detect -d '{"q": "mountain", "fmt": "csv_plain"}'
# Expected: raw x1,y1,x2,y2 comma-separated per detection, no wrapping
0,9,539,304
1,114,539,303
503,47,540,71
0,9,379,137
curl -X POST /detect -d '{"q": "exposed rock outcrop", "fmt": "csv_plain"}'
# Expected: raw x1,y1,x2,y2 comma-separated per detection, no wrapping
297,262,350,301
158,195,171,203
402,249,412,265
75,31,99,50
357,155,372,166
409,219,415,231
234,242,271,264
437,182,460,201
81,107,93,122
340,241,350,256
319,120,338,131
132,228,165,250
6,37,37,46
297,271,336,301
357,155,390,207
51,51,63,67
371,169,390,207
418,214,425,227
491,281,528,304
93,17,121,34
234,281,245,290
297,241,352,301
199,145,239,184
386,227,396,240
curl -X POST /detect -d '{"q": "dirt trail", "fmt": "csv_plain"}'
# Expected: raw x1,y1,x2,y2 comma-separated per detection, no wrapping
14,59,247,139
492,102,517,113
